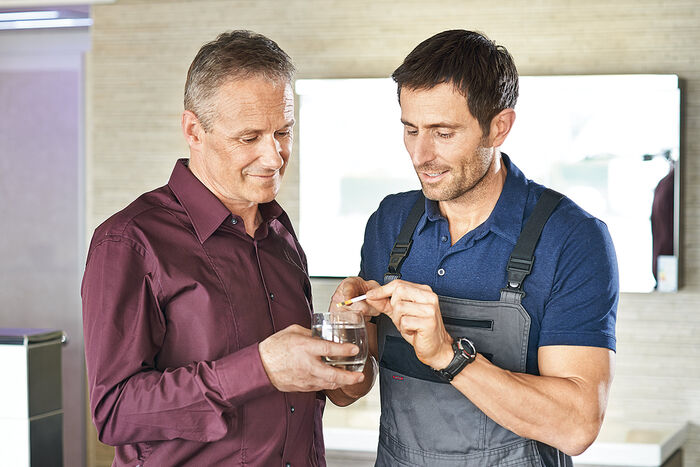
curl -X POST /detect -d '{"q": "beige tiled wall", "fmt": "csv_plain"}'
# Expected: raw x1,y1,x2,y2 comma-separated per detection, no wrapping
87,0,700,465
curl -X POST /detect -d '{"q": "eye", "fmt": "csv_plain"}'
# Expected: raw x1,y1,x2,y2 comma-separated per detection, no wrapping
405,127,418,136
241,135,259,143
275,129,291,137
437,131,454,139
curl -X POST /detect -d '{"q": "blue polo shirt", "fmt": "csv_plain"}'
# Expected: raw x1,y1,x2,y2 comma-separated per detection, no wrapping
359,154,618,375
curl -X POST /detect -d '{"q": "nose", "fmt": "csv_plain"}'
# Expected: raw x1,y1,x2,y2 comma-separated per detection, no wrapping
408,132,435,167
259,134,285,170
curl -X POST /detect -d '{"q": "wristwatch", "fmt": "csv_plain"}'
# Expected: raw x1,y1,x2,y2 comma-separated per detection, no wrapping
435,337,477,382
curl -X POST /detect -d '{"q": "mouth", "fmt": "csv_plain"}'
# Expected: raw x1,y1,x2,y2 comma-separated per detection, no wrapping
247,172,278,180
418,170,448,182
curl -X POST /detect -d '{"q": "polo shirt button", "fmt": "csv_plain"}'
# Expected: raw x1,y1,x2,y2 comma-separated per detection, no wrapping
290,405,295,413
441,236,448,242
269,292,275,301
286,463,291,467
231,218,238,225
437,268,445,276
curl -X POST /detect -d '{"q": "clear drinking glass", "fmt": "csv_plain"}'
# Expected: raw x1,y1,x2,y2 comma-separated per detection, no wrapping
311,307,368,372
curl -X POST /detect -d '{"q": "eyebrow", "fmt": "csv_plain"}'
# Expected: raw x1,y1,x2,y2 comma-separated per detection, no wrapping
229,120,295,138
400,119,462,129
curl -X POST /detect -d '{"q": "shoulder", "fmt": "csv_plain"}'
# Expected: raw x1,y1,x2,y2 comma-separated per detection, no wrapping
88,185,175,256
523,181,613,250
369,190,423,229
546,191,614,253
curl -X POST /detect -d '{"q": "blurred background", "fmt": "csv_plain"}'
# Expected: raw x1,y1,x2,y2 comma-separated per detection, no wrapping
0,1,698,466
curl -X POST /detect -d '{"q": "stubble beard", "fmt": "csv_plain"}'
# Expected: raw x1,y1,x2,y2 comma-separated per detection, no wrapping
417,144,493,202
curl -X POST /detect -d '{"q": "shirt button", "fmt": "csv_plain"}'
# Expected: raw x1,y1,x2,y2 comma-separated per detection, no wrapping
231,218,238,225
269,292,275,301
441,236,448,242
437,268,445,276
290,405,295,413
286,463,291,467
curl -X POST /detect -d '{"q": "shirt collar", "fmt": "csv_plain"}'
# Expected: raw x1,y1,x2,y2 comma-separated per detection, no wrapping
416,153,529,246
483,153,529,245
168,158,284,243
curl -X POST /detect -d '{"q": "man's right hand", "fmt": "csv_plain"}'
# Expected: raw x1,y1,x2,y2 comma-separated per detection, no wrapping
258,324,365,392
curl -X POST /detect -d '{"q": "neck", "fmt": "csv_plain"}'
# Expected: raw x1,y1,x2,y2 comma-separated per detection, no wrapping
187,156,262,237
228,203,262,237
439,152,507,244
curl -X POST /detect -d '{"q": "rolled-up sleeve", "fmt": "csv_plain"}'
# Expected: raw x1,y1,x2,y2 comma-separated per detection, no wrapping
81,235,275,445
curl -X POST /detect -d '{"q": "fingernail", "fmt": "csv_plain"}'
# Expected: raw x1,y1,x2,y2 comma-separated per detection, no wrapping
351,345,359,355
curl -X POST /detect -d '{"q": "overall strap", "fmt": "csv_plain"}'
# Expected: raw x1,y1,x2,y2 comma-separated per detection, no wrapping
501,188,564,301
384,193,426,284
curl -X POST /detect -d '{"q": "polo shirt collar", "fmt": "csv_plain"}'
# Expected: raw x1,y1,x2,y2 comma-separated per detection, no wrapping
484,153,529,245
168,158,285,243
417,153,529,246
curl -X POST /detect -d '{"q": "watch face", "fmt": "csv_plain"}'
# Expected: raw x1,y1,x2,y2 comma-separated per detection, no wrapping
458,338,476,359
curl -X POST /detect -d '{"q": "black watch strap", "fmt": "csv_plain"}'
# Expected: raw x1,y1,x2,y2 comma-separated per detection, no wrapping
436,337,477,382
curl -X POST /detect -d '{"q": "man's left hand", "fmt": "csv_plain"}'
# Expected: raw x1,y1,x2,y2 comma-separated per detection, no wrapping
365,279,454,370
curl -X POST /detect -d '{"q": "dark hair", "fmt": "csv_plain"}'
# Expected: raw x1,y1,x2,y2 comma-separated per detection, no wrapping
391,29,518,136
184,30,295,131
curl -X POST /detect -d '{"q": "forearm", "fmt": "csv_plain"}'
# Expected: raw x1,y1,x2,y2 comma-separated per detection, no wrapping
451,352,612,455
325,356,378,407
88,343,275,445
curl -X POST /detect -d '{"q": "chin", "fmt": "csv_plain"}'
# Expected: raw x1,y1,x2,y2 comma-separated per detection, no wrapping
254,191,279,204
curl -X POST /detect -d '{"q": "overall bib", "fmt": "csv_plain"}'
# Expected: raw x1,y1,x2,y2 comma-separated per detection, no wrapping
374,189,573,467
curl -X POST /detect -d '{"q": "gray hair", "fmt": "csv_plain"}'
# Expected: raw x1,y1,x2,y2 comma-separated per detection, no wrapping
184,30,295,131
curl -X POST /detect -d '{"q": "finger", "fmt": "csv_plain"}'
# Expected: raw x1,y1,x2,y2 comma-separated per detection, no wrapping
318,365,365,387
389,282,438,306
289,325,312,336
315,340,360,357
397,314,435,334
365,279,432,300
365,280,398,300
390,300,438,321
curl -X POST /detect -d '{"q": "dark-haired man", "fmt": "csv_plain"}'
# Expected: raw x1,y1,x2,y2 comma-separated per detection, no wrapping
334,30,618,466
82,30,365,466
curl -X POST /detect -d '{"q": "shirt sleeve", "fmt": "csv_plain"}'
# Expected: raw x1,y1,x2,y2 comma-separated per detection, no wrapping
539,217,619,351
81,235,276,446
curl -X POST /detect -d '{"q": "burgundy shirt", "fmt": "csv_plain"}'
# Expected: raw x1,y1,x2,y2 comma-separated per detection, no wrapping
82,159,325,467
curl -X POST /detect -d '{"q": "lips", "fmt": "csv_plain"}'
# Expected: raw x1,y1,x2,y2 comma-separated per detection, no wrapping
247,172,278,179
418,169,448,182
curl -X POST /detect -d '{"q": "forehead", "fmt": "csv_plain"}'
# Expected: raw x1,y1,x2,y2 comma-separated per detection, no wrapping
399,83,474,124
212,77,294,123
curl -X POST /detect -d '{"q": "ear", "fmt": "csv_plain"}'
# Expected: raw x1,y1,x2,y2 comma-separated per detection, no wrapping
181,110,205,151
486,109,516,148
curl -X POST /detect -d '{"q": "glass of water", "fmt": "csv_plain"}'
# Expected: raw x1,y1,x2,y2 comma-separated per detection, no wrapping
311,307,368,372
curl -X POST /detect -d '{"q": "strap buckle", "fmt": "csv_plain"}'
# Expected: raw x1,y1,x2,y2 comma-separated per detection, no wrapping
506,255,534,289
383,272,402,284
387,240,413,272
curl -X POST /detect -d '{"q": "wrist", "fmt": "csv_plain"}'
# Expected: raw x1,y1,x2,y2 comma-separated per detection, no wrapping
430,340,455,370
340,356,377,399
434,337,477,382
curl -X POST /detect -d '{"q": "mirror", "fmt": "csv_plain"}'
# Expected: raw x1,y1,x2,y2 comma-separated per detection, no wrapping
296,75,680,293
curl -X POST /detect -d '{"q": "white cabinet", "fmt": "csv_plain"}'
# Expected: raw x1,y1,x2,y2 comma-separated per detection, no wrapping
0,329,64,467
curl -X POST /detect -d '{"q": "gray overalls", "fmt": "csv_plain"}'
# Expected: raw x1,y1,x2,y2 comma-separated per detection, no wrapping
374,189,573,467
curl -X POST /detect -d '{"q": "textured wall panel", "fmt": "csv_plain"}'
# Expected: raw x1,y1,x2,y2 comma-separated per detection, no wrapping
88,1,700,465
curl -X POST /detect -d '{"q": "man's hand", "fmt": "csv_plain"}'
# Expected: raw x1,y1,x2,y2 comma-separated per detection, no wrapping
366,279,454,369
259,325,364,392
324,277,381,406
331,276,382,317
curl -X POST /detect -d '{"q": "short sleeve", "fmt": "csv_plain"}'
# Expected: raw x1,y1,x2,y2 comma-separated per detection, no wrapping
539,218,619,351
